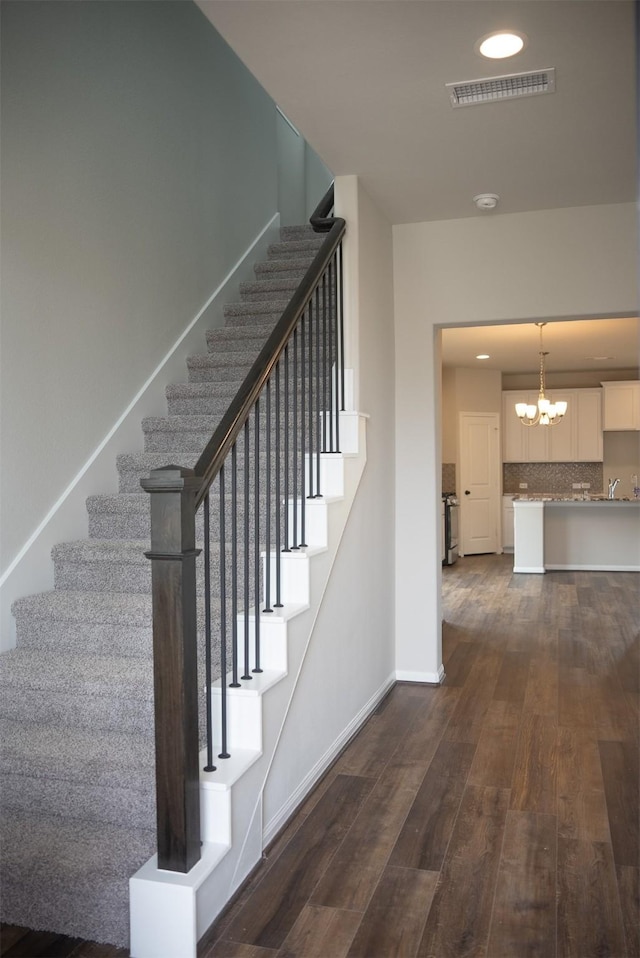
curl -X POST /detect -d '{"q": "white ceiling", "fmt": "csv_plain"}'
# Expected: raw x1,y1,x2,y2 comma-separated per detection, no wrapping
440,317,640,374
197,0,636,224
196,0,638,374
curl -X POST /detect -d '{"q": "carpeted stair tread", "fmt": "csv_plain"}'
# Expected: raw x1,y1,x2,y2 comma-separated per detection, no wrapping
0,649,153,736
53,538,149,565
187,350,259,368
0,808,155,945
166,381,244,400
223,300,290,318
206,331,270,354
86,491,270,539
117,454,194,492
142,414,229,433
254,260,309,280
187,354,255,382
206,325,272,345
52,537,243,594
0,647,152,698
1,719,155,785
239,278,300,302
267,238,324,258
12,589,152,625
87,492,149,515
280,224,317,240
117,451,196,480
87,495,150,540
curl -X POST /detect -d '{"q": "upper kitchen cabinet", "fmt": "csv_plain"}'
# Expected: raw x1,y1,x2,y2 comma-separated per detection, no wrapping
502,389,603,462
601,381,640,430
576,389,603,460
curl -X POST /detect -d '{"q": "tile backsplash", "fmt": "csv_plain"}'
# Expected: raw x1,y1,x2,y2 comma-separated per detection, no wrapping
503,462,603,495
442,463,456,494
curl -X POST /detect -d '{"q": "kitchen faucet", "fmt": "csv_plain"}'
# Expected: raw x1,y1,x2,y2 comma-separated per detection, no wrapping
608,477,620,499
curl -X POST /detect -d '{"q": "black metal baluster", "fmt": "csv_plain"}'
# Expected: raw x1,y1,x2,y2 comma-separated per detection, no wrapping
253,400,262,672
242,420,252,680
300,315,307,547
339,242,345,416
334,245,344,452
264,379,273,611
274,360,283,608
307,297,315,500
203,493,216,772
315,284,322,497
230,443,240,688
327,256,335,453
322,271,328,453
291,328,299,551
283,343,291,553
218,465,230,758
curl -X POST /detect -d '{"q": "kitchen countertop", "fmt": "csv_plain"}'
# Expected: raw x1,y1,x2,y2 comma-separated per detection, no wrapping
510,494,639,503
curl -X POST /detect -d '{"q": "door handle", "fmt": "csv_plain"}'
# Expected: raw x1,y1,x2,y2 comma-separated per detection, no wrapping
464,490,471,495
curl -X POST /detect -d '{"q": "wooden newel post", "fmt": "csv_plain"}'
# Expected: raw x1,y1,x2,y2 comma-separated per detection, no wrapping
140,465,202,873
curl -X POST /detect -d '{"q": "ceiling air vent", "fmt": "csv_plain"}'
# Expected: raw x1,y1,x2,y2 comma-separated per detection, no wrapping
446,68,555,107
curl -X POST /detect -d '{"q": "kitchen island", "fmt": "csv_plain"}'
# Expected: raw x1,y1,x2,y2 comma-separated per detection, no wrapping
513,497,640,573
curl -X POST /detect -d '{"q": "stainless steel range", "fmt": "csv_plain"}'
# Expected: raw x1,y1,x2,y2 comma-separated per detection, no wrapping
442,494,459,566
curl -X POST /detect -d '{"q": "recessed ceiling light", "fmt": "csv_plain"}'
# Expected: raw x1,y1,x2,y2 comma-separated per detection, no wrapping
586,356,614,361
476,354,490,360
476,31,527,60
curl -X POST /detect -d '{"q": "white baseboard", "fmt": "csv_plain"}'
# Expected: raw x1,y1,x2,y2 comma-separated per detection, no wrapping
545,563,640,572
261,670,396,847
395,665,445,685
0,214,280,650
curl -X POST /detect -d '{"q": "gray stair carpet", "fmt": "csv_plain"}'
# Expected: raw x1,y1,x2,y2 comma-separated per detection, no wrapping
0,226,324,947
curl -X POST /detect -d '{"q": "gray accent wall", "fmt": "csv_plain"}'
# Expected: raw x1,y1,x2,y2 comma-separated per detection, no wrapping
0,0,279,572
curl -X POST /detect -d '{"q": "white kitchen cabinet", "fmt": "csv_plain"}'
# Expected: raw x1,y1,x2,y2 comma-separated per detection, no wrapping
576,389,603,460
502,391,527,462
548,390,575,462
502,388,603,462
601,381,640,431
525,391,551,462
502,495,515,550
503,390,550,461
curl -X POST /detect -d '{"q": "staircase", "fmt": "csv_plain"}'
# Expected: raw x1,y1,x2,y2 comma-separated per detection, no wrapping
0,224,365,949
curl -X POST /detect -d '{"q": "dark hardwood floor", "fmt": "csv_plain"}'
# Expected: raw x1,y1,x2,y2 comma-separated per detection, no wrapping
3,554,638,957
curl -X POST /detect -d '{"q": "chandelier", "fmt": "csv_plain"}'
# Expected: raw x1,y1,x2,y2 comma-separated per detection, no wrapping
515,323,568,426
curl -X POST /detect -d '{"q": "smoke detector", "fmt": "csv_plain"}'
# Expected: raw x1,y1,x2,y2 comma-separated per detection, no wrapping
473,193,500,211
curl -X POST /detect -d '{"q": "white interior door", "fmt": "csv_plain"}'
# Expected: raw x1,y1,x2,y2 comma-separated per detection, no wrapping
459,412,500,556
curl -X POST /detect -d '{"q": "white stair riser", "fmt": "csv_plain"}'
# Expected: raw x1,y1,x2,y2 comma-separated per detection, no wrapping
264,550,314,606
200,785,231,846
236,615,290,674
208,689,263,753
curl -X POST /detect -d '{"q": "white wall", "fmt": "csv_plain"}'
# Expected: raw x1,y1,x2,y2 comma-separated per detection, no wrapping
276,111,306,227
0,0,278,577
304,146,333,219
603,432,640,499
263,176,396,824
453,368,502,416
276,110,333,226
394,202,638,680
442,367,502,492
